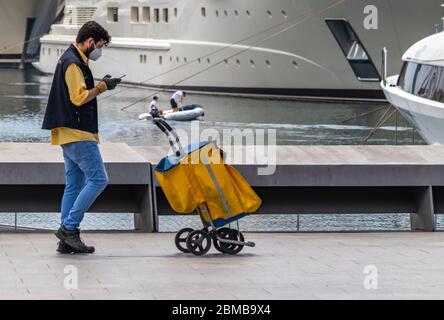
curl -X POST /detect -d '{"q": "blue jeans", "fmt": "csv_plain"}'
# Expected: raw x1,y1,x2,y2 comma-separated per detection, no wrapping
60,141,108,230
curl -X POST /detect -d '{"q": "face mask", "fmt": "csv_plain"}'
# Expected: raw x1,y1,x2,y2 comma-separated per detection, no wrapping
87,42,102,61
89,47,102,61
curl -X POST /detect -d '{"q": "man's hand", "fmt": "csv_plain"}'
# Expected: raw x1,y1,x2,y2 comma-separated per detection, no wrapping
101,74,122,91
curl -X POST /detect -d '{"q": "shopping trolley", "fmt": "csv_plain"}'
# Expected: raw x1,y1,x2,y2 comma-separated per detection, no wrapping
153,118,261,256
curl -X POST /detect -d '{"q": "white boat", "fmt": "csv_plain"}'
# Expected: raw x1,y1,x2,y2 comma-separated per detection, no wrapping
381,31,444,145
139,104,204,121
34,0,444,101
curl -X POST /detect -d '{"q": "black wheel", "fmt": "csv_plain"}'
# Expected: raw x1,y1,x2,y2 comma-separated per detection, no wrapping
218,229,245,255
213,228,233,254
186,230,212,256
175,228,194,253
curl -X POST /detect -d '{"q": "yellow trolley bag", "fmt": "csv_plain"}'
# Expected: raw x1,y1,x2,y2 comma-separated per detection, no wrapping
153,119,261,256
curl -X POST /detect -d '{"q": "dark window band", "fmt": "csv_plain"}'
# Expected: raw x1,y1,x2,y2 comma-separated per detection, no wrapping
398,61,444,103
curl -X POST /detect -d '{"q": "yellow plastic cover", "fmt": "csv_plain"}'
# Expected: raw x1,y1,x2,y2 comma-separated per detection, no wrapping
155,143,261,223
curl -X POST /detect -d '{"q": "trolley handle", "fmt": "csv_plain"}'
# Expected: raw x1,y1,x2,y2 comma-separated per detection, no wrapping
153,118,184,157
153,119,168,132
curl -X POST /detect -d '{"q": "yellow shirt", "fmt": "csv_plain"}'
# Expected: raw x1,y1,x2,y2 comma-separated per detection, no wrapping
50,45,107,145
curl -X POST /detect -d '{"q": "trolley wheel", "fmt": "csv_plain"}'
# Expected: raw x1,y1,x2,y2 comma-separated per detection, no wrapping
175,228,194,253
186,230,212,256
213,228,233,254
215,229,245,255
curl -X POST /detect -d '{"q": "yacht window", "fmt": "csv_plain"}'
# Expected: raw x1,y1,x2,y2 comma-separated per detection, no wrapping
293,61,299,68
207,58,211,64
224,10,228,17
265,60,271,68
198,58,202,64
325,18,380,82
246,10,251,17
250,59,255,67
131,7,139,23
267,10,272,18
174,8,178,17
154,8,160,23
107,7,118,22
215,10,219,17
201,7,206,17
142,7,150,23
282,10,288,18
159,56,163,65
398,62,444,103
163,8,169,23
184,57,187,63
42,47,45,55
140,55,143,64
234,10,239,16
144,55,147,64
48,48,51,56
176,57,180,63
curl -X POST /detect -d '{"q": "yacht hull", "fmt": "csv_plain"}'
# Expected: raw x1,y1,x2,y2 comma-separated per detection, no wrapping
36,0,444,100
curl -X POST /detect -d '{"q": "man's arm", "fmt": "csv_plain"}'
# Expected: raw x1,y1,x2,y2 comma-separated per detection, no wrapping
65,64,107,107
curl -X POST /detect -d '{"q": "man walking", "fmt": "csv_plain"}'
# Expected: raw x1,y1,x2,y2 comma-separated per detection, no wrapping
42,21,122,254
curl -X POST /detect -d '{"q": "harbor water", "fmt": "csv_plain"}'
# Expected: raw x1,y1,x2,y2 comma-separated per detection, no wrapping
2,68,442,232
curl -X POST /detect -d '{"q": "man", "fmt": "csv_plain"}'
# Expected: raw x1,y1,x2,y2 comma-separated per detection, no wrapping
42,21,122,254
149,96,163,118
170,90,186,112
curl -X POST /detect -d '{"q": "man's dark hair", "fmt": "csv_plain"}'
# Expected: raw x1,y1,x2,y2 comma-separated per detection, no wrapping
76,21,111,45
182,91,187,97
153,96,159,101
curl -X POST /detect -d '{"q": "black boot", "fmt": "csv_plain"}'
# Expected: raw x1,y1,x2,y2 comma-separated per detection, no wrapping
56,241,75,254
56,241,95,254
55,226,95,254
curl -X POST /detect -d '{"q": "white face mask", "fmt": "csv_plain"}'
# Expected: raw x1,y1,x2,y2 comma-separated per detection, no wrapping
89,47,102,61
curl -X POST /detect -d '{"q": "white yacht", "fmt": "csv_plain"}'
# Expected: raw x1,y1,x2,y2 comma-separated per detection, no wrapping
381,31,444,145
0,0,63,66
34,0,443,100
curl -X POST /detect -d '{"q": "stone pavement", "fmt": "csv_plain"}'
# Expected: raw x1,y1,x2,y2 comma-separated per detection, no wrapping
1,232,444,300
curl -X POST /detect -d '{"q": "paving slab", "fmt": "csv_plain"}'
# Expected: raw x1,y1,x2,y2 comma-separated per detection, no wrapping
0,232,443,299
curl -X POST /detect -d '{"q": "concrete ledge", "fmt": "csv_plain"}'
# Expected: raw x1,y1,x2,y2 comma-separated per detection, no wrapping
3,144,444,233
0,143,154,232
135,145,444,232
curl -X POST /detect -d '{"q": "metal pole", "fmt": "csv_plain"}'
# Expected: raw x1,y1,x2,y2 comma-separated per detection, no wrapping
441,4,444,31
395,111,398,145
382,47,388,86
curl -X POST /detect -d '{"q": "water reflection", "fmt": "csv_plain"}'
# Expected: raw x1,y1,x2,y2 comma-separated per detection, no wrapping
0,68,424,146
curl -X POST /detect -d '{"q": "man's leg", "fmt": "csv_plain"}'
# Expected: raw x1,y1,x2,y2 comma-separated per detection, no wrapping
60,150,86,225
55,141,108,253
57,147,87,254
63,141,108,230
170,99,179,112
